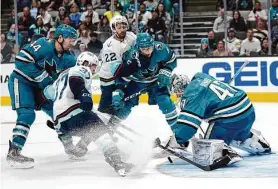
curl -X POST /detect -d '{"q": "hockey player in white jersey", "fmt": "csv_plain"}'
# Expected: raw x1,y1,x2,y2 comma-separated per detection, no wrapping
98,15,139,115
44,52,133,176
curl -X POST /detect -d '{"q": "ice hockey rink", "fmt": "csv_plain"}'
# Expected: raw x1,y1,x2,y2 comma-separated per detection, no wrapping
1,103,278,189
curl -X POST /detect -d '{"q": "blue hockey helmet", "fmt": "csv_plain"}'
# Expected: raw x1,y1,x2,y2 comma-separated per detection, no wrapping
135,33,154,49
55,24,78,39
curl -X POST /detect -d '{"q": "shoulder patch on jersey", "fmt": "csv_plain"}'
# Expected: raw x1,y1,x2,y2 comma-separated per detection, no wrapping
201,78,211,87
155,43,163,50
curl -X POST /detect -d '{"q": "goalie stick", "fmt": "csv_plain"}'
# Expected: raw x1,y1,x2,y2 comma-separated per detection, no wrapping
155,138,232,171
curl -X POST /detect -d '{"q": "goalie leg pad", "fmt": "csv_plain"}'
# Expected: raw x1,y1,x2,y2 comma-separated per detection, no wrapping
191,138,242,165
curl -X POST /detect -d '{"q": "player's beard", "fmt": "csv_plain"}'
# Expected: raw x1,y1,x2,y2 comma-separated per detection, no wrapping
116,31,126,40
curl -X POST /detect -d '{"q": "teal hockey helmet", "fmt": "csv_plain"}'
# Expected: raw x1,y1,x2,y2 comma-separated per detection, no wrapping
55,24,78,39
135,33,154,49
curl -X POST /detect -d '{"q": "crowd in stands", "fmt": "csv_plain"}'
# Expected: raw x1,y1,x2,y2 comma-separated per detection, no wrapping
1,0,178,63
198,0,278,57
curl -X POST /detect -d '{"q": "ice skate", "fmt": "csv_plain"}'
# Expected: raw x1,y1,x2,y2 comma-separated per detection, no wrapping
231,129,271,155
104,147,134,177
6,140,34,169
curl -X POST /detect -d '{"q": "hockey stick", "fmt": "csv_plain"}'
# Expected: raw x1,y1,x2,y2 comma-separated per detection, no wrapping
155,138,231,171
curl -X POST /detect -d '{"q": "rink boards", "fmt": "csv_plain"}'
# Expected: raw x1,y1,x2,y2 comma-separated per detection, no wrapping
1,57,278,106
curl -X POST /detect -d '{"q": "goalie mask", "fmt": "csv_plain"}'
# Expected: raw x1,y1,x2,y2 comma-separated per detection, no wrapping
77,51,100,75
171,74,190,96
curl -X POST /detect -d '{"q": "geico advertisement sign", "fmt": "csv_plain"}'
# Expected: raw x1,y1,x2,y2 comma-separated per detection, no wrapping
176,57,278,92
0,64,101,96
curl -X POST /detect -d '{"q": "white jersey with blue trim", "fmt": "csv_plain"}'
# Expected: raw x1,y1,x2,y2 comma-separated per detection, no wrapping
44,66,93,125
98,31,136,86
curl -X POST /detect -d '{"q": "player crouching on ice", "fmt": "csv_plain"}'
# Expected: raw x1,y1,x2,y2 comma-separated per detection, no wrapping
43,52,133,176
167,73,271,165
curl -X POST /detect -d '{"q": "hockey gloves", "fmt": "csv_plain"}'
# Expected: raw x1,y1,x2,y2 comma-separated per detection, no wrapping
112,89,124,110
158,68,172,88
80,89,93,111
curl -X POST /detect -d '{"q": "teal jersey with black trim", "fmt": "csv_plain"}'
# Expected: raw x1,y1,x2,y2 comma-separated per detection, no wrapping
178,72,253,130
14,37,76,89
121,41,177,84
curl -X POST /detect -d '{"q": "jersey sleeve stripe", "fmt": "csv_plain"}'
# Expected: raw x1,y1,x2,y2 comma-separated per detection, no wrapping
214,96,249,115
20,49,35,62
164,52,176,66
179,111,203,123
212,94,247,114
180,110,203,119
176,120,199,130
207,103,253,122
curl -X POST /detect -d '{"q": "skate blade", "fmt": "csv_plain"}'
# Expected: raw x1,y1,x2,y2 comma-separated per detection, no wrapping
7,160,34,169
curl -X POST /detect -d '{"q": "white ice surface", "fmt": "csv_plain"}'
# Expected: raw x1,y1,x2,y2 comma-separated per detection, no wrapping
1,103,278,189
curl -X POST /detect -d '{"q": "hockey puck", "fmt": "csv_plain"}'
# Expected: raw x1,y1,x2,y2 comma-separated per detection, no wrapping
167,157,173,163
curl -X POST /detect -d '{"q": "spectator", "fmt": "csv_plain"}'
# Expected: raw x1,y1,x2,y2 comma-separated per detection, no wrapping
248,1,267,22
144,0,158,11
91,0,101,10
197,38,213,57
208,31,217,50
79,43,87,53
259,38,269,55
6,24,24,48
87,32,103,54
77,0,90,12
78,23,87,36
270,0,278,25
213,40,233,56
271,19,278,53
123,0,138,15
156,3,171,27
18,6,36,31
146,10,166,42
28,16,48,40
7,8,15,31
69,3,82,28
84,15,98,31
224,28,241,54
63,0,74,15
104,5,122,22
240,29,261,56
213,8,232,33
40,0,56,11
74,29,91,47
52,7,68,27
38,6,52,25
253,18,268,43
47,28,56,39
108,0,123,12
237,0,253,10
30,0,39,18
98,16,111,33
1,34,13,63
63,16,75,27
171,0,179,20
229,10,247,32
80,4,100,24
17,0,32,11
216,0,236,11
133,3,152,31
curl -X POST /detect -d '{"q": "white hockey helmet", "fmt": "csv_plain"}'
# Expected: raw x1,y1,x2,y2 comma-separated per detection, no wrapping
171,74,190,94
77,51,99,67
110,15,129,34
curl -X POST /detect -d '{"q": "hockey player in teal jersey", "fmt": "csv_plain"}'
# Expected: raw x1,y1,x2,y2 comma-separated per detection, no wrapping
170,72,271,155
7,24,78,168
112,32,178,127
